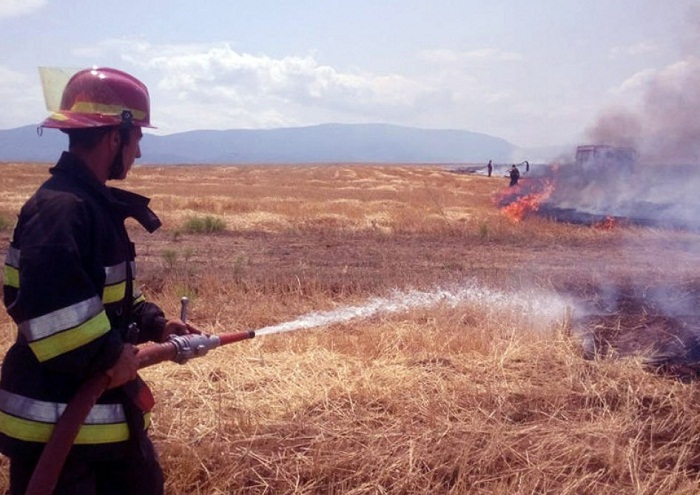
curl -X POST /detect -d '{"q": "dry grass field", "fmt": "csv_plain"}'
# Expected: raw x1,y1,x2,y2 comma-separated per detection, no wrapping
2,162,700,493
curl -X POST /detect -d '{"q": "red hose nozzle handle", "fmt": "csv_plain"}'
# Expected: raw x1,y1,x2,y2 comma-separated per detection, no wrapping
220,329,256,345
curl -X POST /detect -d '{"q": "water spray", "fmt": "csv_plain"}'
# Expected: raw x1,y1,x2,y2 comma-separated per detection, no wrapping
27,282,572,495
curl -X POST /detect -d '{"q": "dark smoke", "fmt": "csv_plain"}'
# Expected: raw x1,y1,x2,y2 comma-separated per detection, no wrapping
549,36,700,227
584,107,641,151
640,57,700,163
586,4,700,165
505,13,700,373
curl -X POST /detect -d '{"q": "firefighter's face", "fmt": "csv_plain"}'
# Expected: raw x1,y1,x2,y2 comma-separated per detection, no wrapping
121,127,142,176
109,126,142,180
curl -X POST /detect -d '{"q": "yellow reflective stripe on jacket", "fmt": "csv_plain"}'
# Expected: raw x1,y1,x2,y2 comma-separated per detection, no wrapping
28,310,111,362
102,282,126,304
75,413,150,445
76,422,130,444
3,265,18,289
103,262,127,304
3,246,20,289
103,262,142,305
0,412,55,443
0,411,151,445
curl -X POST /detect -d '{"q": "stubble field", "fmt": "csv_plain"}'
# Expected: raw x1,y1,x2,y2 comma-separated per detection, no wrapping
1,163,700,494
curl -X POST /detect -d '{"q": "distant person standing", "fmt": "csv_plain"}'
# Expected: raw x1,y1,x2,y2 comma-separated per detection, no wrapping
509,164,520,187
487,159,493,177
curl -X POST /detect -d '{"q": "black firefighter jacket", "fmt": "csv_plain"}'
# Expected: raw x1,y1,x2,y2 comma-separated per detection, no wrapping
0,151,166,460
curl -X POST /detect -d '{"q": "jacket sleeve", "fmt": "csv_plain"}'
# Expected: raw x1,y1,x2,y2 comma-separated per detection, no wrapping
5,194,123,378
131,298,167,343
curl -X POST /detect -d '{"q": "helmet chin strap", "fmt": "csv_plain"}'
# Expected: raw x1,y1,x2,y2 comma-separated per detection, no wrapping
108,111,134,180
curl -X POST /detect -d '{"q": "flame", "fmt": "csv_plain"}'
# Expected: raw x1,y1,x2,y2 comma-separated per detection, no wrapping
594,216,616,230
496,179,554,223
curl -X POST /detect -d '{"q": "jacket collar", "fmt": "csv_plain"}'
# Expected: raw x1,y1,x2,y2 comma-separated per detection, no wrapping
50,152,162,233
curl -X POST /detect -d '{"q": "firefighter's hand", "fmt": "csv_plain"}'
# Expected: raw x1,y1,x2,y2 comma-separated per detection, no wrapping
105,344,139,389
160,319,202,342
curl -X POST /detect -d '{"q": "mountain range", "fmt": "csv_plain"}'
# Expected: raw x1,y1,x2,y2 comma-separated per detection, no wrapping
0,123,540,165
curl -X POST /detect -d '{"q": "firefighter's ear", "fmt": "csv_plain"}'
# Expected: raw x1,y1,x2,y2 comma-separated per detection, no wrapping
106,128,121,151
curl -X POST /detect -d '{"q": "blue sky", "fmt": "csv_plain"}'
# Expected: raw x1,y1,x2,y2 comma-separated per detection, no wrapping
0,0,697,151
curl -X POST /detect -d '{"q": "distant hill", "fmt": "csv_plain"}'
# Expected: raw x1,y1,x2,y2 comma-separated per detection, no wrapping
0,123,517,164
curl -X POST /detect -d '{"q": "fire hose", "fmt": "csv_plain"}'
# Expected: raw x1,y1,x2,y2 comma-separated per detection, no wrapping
24,299,255,495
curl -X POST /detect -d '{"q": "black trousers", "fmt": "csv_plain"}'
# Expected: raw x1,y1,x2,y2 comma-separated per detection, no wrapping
9,436,164,495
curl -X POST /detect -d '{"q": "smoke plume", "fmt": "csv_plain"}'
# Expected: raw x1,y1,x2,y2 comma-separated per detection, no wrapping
533,11,700,228
586,7,700,164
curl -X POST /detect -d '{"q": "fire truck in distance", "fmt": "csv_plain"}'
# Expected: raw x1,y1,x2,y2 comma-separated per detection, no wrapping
574,145,636,173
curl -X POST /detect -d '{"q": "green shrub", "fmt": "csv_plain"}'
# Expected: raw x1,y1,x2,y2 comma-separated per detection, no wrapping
0,216,12,231
182,215,226,234
479,222,489,239
162,249,178,269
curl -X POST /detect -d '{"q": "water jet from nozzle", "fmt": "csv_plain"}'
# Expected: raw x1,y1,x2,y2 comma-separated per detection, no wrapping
252,282,571,337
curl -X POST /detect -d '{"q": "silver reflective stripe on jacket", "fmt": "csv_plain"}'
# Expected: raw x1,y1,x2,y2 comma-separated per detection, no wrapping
18,295,104,342
4,246,19,268
0,389,126,424
104,262,127,286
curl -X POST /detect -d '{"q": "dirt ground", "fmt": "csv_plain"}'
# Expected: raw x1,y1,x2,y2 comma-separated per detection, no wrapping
3,163,700,353
120,212,700,376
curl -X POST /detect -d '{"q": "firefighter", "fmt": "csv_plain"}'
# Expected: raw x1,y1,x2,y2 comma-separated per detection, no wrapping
0,67,200,494
509,164,520,187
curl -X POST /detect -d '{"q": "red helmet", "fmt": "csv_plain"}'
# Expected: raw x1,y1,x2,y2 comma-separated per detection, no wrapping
41,67,154,129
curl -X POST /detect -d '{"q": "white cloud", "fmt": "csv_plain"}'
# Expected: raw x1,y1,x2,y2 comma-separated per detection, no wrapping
49,38,574,146
609,41,659,59
612,57,700,103
0,0,46,20
0,66,27,86
75,40,439,132
652,56,700,87
613,68,658,96
419,48,523,65
0,66,44,129
141,43,424,107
